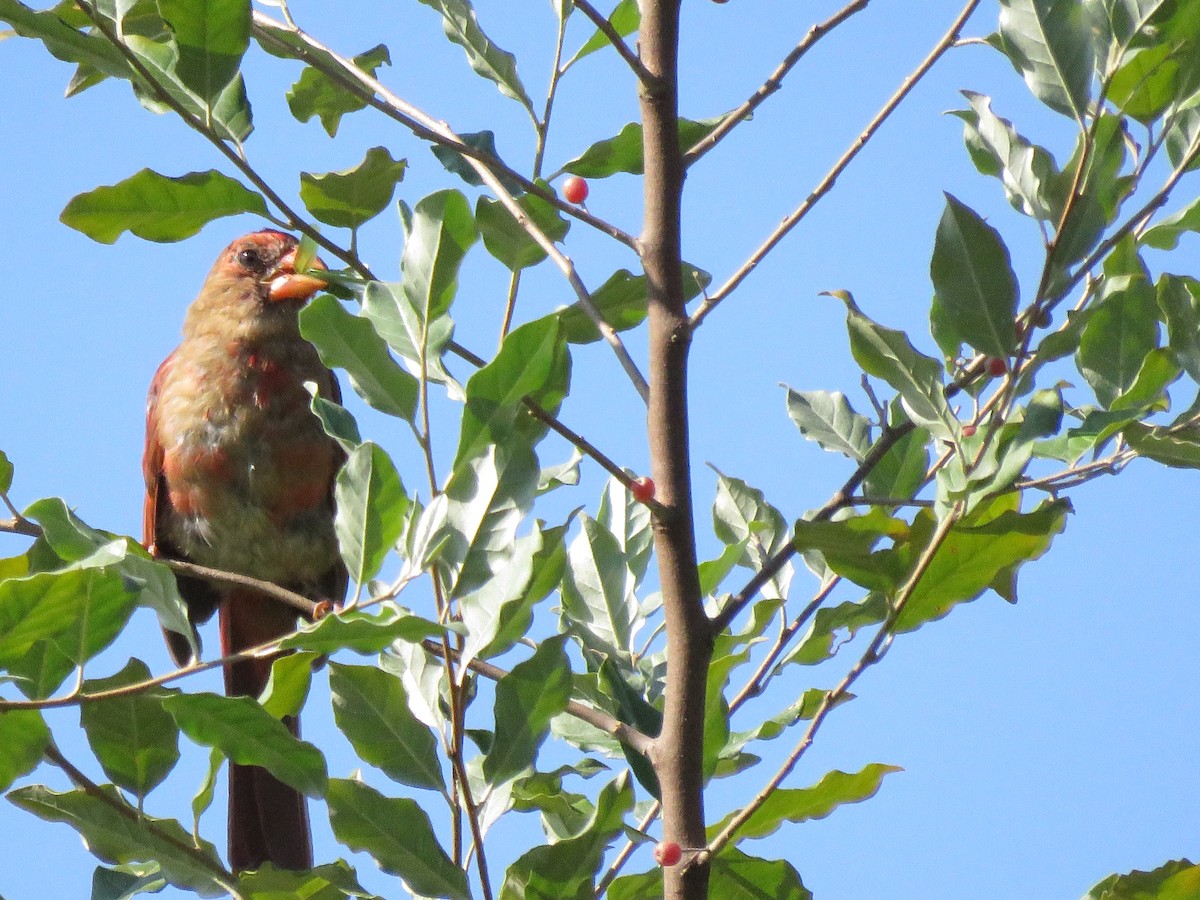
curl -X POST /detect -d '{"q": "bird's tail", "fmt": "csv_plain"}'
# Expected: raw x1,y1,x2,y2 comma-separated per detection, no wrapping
221,589,313,872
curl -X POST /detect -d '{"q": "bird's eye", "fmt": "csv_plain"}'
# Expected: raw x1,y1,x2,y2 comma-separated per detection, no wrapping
236,247,264,270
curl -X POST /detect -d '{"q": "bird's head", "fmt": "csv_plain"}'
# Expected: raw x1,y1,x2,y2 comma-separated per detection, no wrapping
184,231,329,340
217,230,328,303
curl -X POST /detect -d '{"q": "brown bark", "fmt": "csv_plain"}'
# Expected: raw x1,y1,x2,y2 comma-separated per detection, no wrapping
638,2,711,898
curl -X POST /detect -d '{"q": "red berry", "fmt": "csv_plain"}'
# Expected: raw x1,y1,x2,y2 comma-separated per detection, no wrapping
961,424,977,437
631,476,656,504
562,176,589,204
654,841,683,867
986,357,1008,377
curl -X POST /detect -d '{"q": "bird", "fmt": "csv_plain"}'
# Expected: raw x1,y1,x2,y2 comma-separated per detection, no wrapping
142,229,347,872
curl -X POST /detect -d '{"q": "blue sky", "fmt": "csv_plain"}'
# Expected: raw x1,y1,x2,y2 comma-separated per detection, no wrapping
1,1,1198,898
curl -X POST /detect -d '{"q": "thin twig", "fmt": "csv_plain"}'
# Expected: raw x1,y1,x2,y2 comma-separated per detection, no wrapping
595,800,663,894
688,0,981,329
571,0,653,83
163,559,319,617
684,0,872,166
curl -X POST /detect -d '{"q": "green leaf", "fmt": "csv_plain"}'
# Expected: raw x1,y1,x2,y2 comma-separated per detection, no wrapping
837,292,955,435
783,388,872,461
416,0,532,111
485,635,572,784
329,662,443,791
562,115,732,178
1124,422,1200,468
235,861,381,898
863,403,930,500
565,0,638,67
950,90,1061,220
1077,277,1159,407
300,294,419,420
1084,858,1200,900
0,0,131,81
156,0,249,103
610,848,813,900
430,129,525,195
7,784,224,897
706,764,901,843
0,709,49,791
0,449,12,493
788,594,889,666
124,34,252,142
311,395,363,453
476,188,570,271
400,188,478,324
60,169,266,244
561,516,639,660
458,528,547,666
260,652,316,720
440,444,539,601
929,193,1019,358
280,606,447,655
499,772,632,899
455,315,570,466
300,147,407,230
334,441,409,588
997,0,1094,121
1142,196,1200,250
162,692,328,797
712,471,793,600
361,282,462,401
1108,43,1179,123
327,778,469,900
597,476,655,586
287,43,390,137
0,566,138,698
792,512,909,593
895,500,1070,632
557,265,711,344
1052,113,1130,272
79,658,180,798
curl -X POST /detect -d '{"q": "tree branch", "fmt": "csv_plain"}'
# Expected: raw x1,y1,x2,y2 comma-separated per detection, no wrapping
683,0,872,166
571,0,653,82
688,0,981,329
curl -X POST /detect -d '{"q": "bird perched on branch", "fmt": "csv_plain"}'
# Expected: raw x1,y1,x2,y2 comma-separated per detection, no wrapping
143,230,346,872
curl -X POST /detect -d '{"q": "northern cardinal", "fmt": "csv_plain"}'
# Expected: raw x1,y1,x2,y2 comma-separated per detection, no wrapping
143,230,347,872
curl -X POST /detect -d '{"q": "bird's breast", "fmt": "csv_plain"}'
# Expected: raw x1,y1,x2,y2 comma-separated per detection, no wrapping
154,336,340,583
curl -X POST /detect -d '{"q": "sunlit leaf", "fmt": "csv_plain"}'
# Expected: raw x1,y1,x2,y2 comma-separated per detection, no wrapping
287,43,390,136
8,785,224,897
300,146,407,230
416,0,532,111
79,658,180,798
327,778,469,900
60,169,266,243
330,662,443,791
334,441,409,587
929,193,1019,359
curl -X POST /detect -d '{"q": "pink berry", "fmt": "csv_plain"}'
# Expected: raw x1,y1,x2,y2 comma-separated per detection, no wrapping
631,476,656,504
961,424,977,437
986,357,1008,377
654,841,682,867
562,176,589,204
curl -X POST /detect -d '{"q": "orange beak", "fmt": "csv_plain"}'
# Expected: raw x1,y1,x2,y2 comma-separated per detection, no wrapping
267,248,328,302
